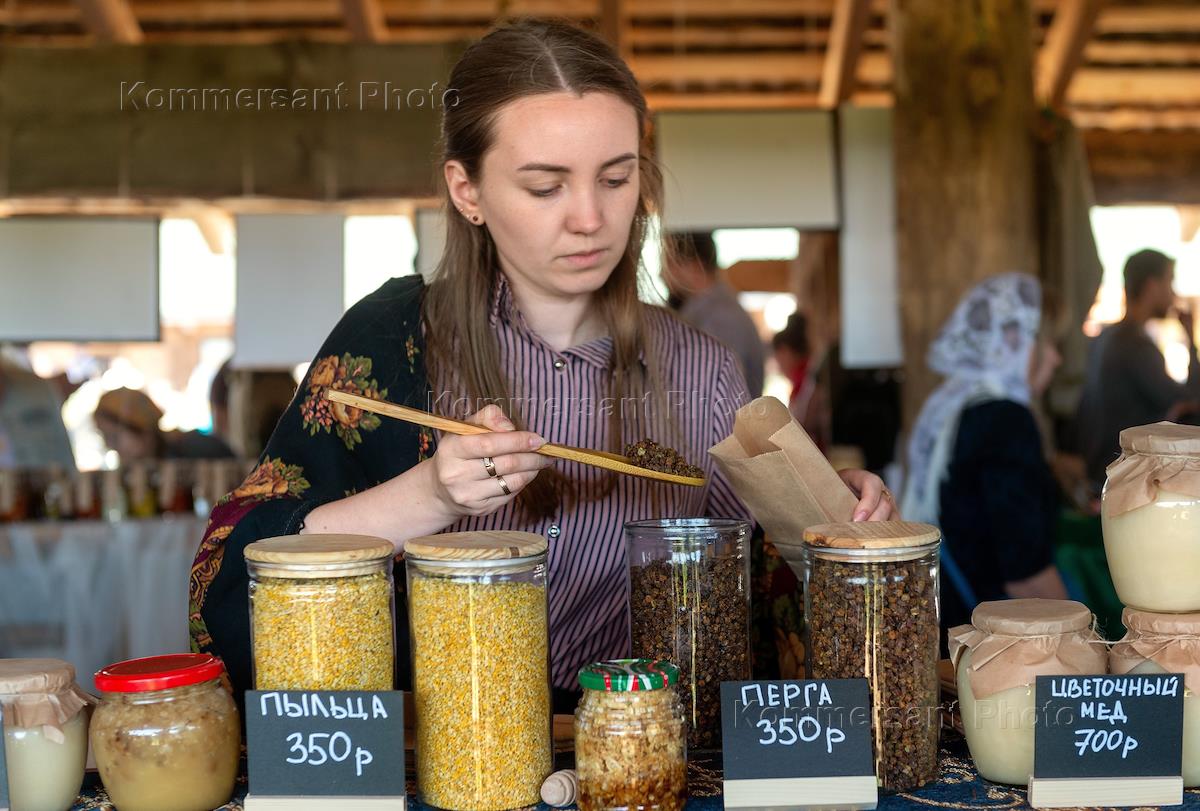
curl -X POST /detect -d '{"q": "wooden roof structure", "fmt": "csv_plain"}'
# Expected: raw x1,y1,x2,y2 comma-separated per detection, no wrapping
2,0,1197,133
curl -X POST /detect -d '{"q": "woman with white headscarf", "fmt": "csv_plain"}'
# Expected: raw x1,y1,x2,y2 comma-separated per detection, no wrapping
900,273,1068,630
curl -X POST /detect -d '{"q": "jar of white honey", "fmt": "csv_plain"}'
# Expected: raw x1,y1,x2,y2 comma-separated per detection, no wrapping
0,658,92,811
1103,422,1200,613
949,599,1107,785
1110,608,1200,787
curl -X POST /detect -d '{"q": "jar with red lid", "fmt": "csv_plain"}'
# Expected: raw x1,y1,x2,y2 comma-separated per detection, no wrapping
91,654,240,811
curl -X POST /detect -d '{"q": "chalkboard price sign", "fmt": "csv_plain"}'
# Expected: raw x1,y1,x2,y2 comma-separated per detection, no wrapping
244,690,406,811
1029,673,1185,809
721,679,877,811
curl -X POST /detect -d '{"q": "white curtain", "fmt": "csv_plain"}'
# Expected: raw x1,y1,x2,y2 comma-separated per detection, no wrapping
0,517,204,691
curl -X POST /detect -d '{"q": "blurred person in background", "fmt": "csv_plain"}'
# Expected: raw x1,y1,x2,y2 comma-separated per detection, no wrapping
664,231,765,396
772,312,814,424
94,387,234,463
901,273,1069,631
209,360,232,446
1076,248,1200,492
0,344,76,470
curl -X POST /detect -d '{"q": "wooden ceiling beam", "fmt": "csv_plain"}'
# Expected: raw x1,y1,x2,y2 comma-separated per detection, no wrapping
626,25,888,49
819,0,871,108
1096,6,1200,34
137,28,354,45
504,0,595,17
1070,108,1200,132
75,0,143,43
125,1,341,24
645,90,820,111
341,0,388,42
1085,41,1200,65
1036,0,1103,109
631,52,823,85
630,50,889,87
1085,129,1200,205
630,0,839,18
0,4,81,26
1069,68,1200,105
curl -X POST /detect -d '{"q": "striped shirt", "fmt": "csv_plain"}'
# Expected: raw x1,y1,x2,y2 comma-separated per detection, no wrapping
439,274,753,689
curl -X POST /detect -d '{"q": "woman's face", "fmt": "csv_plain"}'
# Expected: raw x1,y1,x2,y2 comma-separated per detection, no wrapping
448,91,641,300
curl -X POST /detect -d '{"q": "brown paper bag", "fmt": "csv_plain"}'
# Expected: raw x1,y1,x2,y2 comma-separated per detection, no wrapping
709,396,858,577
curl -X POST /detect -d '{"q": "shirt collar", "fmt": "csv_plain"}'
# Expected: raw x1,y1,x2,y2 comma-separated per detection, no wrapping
488,271,647,369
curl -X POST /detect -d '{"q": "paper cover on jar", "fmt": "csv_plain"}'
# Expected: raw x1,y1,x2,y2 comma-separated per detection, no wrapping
1110,608,1200,694
1105,422,1200,517
708,396,858,568
948,599,1108,700
0,658,92,743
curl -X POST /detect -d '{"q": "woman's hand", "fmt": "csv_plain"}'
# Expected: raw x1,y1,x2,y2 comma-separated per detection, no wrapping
429,405,554,519
838,469,899,522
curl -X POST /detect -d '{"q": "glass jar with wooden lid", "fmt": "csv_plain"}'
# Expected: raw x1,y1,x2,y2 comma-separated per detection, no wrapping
404,530,552,811
1103,422,1200,613
949,599,1106,785
1110,608,1200,787
245,533,397,691
801,520,941,792
626,517,751,751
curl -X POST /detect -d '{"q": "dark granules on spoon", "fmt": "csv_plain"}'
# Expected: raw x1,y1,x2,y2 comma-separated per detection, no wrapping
624,439,704,479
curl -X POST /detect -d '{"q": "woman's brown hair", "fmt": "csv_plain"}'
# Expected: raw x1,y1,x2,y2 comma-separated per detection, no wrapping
422,18,666,520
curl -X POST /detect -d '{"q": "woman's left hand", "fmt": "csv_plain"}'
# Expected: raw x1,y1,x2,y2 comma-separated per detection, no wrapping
838,469,899,522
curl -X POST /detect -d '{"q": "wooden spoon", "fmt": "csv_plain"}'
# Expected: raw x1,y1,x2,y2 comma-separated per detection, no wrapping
325,389,705,487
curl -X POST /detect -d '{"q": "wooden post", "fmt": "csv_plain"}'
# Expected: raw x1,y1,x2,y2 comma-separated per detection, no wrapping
891,0,1039,429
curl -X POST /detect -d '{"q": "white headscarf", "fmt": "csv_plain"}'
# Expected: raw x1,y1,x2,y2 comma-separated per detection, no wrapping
900,273,1043,524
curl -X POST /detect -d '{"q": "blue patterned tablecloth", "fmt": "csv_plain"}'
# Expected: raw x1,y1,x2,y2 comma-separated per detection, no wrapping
72,733,1200,811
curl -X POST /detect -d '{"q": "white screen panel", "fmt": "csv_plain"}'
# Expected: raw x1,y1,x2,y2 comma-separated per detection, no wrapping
414,208,446,281
234,214,345,369
840,107,902,368
658,111,838,231
0,218,159,341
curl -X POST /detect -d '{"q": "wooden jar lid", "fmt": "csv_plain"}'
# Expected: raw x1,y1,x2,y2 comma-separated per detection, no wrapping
245,535,395,578
404,530,547,562
802,520,941,550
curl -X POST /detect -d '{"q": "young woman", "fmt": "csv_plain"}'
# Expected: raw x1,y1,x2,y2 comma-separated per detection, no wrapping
189,18,894,705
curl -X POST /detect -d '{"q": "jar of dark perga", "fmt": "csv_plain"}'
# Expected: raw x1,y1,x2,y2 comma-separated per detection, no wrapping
626,518,751,750
801,521,941,793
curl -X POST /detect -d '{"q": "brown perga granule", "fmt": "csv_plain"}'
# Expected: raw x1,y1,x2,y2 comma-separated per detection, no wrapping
624,439,704,479
630,555,749,750
806,554,940,792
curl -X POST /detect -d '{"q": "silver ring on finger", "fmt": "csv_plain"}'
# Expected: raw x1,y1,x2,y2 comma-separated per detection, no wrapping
495,474,511,496
482,456,497,478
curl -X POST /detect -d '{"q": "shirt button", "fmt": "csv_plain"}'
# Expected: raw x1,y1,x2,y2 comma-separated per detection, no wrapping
553,358,566,370
547,524,561,539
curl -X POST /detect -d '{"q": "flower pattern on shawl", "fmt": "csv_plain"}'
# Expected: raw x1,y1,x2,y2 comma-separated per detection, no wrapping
300,353,388,449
